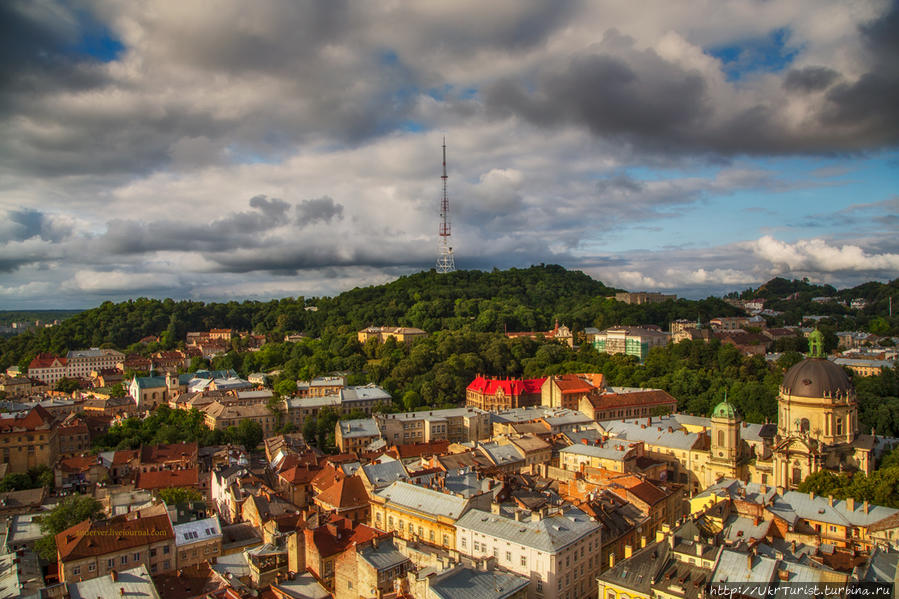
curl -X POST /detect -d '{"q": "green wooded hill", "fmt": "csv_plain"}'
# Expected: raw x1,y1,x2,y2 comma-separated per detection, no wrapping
0,264,744,370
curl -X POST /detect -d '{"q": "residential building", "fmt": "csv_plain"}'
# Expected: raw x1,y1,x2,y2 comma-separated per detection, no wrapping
559,440,644,473
358,326,427,346
334,536,414,599
55,506,176,581
370,480,485,549
203,401,278,437
593,326,669,362
27,353,67,386
0,406,57,474
66,349,125,379
313,474,371,525
541,373,604,410
173,516,222,569
579,388,678,421
376,407,491,445
304,517,385,591
455,505,603,599
614,292,676,304
832,357,893,377
505,321,574,347
466,375,545,411
336,418,381,453
0,375,32,397
296,375,346,398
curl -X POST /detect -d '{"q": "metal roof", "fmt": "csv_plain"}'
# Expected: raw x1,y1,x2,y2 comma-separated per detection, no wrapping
174,516,222,547
339,417,381,438
375,481,469,520
68,565,160,599
456,507,600,554
430,566,529,599
600,416,700,451
359,539,410,571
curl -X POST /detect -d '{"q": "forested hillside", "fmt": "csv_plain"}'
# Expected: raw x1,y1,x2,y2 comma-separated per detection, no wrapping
0,265,741,370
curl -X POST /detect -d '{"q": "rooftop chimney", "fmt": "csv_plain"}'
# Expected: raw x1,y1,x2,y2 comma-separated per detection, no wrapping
624,545,633,559
846,497,855,512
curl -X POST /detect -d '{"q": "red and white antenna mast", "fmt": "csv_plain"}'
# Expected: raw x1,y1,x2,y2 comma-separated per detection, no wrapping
436,137,455,273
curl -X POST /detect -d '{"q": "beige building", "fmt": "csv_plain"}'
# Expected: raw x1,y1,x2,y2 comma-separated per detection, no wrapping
0,406,58,474
614,292,676,304
357,326,427,345
172,516,222,570
767,331,875,490
376,407,491,445
203,401,278,437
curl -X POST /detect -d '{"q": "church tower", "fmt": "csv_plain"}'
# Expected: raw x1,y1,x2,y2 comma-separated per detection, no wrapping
707,396,741,485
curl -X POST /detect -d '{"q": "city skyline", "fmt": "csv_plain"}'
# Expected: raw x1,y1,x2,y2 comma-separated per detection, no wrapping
1,1,897,308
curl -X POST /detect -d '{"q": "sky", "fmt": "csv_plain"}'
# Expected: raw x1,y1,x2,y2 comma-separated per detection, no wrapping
1,0,898,309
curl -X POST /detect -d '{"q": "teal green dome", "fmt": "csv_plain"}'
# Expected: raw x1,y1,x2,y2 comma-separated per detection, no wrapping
712,400,738,420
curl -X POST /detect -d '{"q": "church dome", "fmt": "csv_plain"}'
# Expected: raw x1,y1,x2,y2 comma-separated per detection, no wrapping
712,400,737,420
781,358,852,399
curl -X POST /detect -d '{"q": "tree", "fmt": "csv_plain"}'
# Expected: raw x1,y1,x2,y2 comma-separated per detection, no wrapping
402,390,422,411
55,378,81,393
34,494,103,560
233,419,263,450
274,378,297,397
156,486,204,505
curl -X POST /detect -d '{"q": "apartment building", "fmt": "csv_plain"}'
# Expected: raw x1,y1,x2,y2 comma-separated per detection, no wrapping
455,506,603,599
0,406,58,474
376,407,490,445
66,349,126,379
56,507,176,582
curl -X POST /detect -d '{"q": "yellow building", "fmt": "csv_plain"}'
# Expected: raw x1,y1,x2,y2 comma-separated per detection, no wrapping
357,326,426,346
370,480,484,550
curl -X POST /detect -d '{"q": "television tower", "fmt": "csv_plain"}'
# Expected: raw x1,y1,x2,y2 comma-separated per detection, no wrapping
436,137,455,273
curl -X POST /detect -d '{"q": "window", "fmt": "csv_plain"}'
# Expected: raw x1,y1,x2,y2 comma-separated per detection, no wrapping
107,558,115,568
163,546,170,555
133,552,140,561
461,538,467,548
836,418,843,436
521,555,527,566
73,567,81,576
429,530,435,541
506,551,512,562
121,555,128,565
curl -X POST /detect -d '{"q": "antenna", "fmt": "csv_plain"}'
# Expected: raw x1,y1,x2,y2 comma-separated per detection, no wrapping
436,137,456,273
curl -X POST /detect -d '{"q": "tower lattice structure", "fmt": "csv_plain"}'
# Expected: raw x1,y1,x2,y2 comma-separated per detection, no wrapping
436,138,455,273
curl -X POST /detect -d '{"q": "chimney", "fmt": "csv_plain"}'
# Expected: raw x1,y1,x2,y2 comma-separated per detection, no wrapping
640,535,647,548
696,543,703,556
747,554,753,570
110,570,118,582
864,500,869,514
809,491,814,500
847,497,854,512
828,495,833,507
624,545,632,559
120,588,125,597
656,530,665,543
609,553,615,569
582,439,588,445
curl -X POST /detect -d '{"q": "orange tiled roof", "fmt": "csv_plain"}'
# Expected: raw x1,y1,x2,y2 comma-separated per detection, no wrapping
56,512,173,561
467,376,545,396
28,353,66,369
589,389,677,410
315,475,369,510
136,468,199,490
141,442,198,464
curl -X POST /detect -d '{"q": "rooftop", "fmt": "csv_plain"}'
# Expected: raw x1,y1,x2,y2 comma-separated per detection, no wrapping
456,506,600,553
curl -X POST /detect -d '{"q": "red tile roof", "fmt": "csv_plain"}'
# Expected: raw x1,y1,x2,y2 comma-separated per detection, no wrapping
549,374,596,394
305,516,382,558
0,405,53,432
56,512,174,561
279,463,321,485
28,353,66,369
466,376,545,396
389,440,451,459
589,389,677,410
141,442,198,464
314,475,369,510
136,468,199,490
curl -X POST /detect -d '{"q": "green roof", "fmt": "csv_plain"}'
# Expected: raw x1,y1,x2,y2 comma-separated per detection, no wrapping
712,400,738,420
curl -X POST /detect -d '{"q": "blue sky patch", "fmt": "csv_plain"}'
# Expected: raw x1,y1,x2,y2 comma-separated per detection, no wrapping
707,28,800,81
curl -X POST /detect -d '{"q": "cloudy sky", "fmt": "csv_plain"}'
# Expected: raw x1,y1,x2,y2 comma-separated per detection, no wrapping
1,1,898,308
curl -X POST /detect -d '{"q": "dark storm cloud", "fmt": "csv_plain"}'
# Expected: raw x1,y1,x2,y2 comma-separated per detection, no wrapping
783,66,840,92
0,208,71,243
296,197,344,225
99,195,293,254
485,12,899,155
